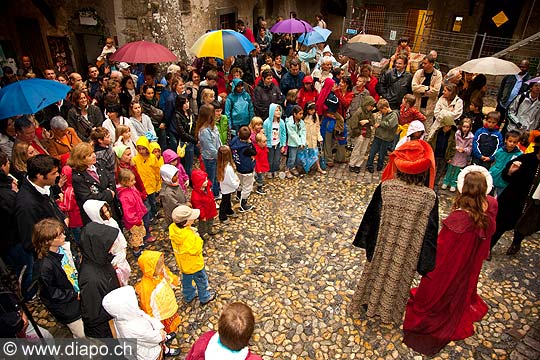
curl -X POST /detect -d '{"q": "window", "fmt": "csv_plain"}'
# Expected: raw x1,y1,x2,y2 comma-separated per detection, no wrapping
452,16,463,32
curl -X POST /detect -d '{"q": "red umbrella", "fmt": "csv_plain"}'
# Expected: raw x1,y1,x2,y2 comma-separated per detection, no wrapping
110,40,177,63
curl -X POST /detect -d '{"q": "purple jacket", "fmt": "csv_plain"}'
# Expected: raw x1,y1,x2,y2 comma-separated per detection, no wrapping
450,130,473,167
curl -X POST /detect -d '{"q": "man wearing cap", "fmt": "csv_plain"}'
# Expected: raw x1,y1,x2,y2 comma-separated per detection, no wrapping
118,62,138,84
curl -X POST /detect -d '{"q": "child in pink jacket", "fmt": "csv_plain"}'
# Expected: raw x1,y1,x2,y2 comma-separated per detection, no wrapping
57,165,83,243
117,168,155,257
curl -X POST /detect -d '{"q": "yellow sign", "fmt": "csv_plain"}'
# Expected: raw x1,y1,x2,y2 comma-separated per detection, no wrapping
492,11,509,28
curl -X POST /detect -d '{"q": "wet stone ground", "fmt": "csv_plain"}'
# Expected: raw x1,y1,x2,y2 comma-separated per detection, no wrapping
30,163,539,360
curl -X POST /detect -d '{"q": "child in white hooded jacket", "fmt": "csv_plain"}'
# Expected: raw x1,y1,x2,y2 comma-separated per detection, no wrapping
102,285,180,360
83,199,131,286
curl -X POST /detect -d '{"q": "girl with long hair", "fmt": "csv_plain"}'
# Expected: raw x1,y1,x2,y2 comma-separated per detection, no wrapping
403,166,497,356
173,95,197,178
216,145,239,223
430,83,464,140
197,103,222,197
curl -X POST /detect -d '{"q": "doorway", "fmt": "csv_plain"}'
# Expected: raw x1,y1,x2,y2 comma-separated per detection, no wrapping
75,33,101,69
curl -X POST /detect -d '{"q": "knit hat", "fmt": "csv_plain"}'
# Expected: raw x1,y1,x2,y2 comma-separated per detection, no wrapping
114,144,129,159
172,205,200,223
457,165,493,194
381,139,436,188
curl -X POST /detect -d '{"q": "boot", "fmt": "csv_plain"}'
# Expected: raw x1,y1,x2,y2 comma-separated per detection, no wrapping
239,199,254,212
256,185,266,195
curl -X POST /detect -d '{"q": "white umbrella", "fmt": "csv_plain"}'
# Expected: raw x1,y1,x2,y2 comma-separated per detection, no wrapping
348,34,387,46
458,57,520,75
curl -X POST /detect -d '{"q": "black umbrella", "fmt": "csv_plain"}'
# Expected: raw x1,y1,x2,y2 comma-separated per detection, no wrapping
340,42,382,62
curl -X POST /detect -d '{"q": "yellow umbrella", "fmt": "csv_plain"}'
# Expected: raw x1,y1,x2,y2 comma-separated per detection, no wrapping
349,34,387,46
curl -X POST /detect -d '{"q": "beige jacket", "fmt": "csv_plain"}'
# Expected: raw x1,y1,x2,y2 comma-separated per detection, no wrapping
412,68,443,116
304,114,323,149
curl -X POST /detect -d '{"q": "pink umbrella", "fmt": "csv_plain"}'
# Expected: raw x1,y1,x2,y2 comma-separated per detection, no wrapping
110,40,177,63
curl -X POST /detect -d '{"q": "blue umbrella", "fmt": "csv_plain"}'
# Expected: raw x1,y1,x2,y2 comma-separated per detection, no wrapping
0,78,71,119
298,26,332,45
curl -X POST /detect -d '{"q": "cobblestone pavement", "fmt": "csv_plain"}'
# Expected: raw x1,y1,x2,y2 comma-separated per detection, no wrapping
30,163,539,359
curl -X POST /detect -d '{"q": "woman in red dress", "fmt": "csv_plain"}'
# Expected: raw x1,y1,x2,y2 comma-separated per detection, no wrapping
403,165,497,356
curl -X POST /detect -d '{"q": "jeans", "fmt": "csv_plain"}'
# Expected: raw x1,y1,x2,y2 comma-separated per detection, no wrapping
6,243,35,301
202,158,220,197
268,145,281,173
181,269,211,303
255,172,264,186
181,143,195,179
287,146,299,169
366,137,392,171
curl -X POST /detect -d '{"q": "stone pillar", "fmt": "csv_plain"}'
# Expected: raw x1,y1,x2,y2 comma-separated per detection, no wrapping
150,0,188,59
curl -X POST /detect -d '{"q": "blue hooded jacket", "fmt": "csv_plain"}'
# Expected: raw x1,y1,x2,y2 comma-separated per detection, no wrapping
263,103,287,148
229,136,257,174
472,126,503,161
225,78,254,128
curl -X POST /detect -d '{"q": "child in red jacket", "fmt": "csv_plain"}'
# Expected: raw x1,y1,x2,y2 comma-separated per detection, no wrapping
190,169,217,240
117,168,155,257
57,165,83,243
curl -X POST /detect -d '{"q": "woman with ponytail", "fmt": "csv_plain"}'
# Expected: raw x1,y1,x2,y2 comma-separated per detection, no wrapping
403,165,498,356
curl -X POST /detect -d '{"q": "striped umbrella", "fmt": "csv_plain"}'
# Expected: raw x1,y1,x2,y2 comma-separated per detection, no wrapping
190,30,255,59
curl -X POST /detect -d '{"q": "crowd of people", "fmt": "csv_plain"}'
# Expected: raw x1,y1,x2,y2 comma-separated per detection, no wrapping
0,12,539,358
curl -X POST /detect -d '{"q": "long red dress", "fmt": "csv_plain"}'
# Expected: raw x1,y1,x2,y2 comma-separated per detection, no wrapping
403,196,497,356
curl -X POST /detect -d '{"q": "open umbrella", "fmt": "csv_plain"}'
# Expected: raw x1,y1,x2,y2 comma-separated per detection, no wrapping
0,79,71,120
298,26,331,45
525,76,540,84
270,18,313,34
110,40,177,63
340,42,382,62
190,30,255,59
348,34,387,46
459,57,520,75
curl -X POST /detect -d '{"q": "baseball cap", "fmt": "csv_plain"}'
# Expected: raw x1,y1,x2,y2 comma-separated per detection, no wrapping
172,205,200,223
118,62,130,70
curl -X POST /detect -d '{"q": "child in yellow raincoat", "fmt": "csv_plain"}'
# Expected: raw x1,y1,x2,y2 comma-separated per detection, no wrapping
135,250,180,333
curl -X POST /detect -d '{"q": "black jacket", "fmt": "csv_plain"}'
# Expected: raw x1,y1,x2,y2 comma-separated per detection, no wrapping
497,72,531,107
34,250,81,324
79,222,120,338
36,100,73,130
0,172,17,254
376,69,412,109
174,111,197,144
253,81,284,119
16,178,66,252
353,183,439,276
72,164,116,225
67,105,104,142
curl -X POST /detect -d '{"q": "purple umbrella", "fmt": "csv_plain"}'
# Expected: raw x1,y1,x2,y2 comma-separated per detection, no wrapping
525,76,540,84
270,18,314,34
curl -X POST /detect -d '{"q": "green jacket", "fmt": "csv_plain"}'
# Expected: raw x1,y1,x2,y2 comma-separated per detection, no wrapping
374,110,398,142
215,114,229,145
428,115,457,161
349,96,376,138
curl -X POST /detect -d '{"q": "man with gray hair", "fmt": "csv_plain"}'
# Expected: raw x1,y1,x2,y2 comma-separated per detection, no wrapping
109,70,123,83
311,56,333,92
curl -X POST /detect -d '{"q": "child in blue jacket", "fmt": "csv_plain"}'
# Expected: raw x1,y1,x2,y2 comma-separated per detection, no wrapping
263,103,287,177
472,111,503,169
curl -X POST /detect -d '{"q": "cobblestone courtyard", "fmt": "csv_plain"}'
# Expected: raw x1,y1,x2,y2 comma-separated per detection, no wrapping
31,164,539,359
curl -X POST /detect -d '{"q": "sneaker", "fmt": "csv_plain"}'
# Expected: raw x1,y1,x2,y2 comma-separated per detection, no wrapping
200,292,216,306
256,186,266,195
215,203,220,209
285,171,293,179
366,167,374,173
214,193,222,201
349,166,356,172
220,218,230,224
144,236,157,243
441,184,448,190
163,346,181,357
450,186,456,192
164,332,176,343
266,172,273,179
228,211,239,218
290,168,300,177
239,202,254,212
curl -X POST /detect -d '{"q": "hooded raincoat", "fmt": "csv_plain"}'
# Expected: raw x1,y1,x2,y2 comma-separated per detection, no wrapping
135,251,179,323
159,164,187,225
83,199,131,286
79,222,120,338
225,78,255,129
190,169,218,221
102,286,164,360
133,136,162,194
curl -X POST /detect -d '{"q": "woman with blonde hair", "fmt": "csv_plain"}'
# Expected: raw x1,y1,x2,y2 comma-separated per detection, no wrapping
69,142,116,224
11,141,39,182
403,166,497,356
